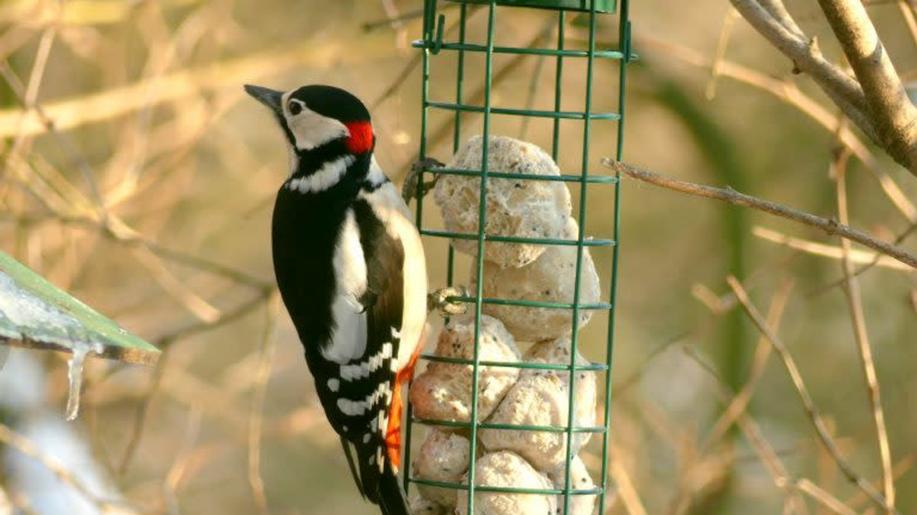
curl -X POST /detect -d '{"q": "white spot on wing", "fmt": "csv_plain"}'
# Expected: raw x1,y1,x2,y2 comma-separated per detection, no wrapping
327,378,340,392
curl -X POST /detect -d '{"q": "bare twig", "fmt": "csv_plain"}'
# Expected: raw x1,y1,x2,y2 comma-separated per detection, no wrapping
602,159,917,269
752,226,913,272
729,0,877,142
702,278,794,448
705,8,739,100
817,0,917,173
684,346,849,514
608,447,649,515
635,32,916,222
832,150,895,511
725,276,894,512
0,422,122,512
248,294,278,515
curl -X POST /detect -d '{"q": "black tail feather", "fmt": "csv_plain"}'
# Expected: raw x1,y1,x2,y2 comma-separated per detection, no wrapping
378,461,409,515
339,437,366,499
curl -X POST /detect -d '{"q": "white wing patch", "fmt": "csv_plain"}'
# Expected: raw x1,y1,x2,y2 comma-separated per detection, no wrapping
336,382,392,416
358,181,428,372
322,294,368,364
322,210,370,364
339,342,393,381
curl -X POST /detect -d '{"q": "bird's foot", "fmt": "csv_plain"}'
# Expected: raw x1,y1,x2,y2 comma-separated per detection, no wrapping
402,157,445,203
427,286,468,316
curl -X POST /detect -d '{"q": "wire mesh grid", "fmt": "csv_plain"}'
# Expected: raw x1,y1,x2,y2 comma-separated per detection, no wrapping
405,0,632,513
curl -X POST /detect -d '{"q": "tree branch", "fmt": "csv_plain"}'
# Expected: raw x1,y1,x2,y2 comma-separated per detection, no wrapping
602,159,917,269
816,0,917,172
729,0,877,140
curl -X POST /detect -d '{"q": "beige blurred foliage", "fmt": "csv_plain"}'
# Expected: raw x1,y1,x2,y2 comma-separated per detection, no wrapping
0,0,915,514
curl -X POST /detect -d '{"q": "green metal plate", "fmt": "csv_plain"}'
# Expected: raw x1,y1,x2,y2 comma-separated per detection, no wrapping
0,250,159,366
448,0,616,13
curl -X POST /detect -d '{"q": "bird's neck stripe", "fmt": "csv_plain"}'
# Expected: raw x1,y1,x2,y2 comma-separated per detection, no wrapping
344,121,373,155
288,154,356,193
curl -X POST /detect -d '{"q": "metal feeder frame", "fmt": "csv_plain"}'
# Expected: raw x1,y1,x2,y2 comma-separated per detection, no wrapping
406,0,632,513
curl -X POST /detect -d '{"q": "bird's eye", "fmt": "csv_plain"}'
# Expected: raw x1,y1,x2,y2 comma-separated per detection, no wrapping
288,101,303,115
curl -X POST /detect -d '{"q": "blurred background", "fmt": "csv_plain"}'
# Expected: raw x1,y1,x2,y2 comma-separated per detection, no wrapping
0,0,914,513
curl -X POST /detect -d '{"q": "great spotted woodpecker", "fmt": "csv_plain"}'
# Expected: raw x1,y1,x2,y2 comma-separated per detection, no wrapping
245,84,426,515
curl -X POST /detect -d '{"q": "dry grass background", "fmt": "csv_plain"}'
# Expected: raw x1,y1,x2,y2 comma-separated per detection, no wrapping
0,0,915,514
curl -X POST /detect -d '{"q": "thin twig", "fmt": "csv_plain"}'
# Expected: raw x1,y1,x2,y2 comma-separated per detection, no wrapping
603,159,917,269
832,149,895,512
118,348,170,476
683,346,849,514
0,422,121,512
752,226,913,272
702,278,794,448
729,0,878,144
705,8,739,100
633,32,916,222
725,276,895,513
608,446,649,515
248,294,278,515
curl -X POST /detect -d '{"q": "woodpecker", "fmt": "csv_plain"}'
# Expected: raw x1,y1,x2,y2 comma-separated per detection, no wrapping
245,83,427,515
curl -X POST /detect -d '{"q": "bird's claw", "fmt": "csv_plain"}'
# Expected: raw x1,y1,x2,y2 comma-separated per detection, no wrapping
402,157,445,203
428,286,468,316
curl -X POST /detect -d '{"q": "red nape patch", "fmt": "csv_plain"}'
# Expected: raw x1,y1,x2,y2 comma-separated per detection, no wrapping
345,121,374,154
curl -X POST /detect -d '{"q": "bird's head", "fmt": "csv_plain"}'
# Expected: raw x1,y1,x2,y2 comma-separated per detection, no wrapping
245,84,375,179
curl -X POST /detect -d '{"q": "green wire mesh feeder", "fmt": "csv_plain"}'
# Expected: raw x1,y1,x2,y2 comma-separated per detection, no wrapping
405,0,632,513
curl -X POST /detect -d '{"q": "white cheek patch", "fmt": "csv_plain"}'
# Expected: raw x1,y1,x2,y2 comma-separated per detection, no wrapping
286,104,349,151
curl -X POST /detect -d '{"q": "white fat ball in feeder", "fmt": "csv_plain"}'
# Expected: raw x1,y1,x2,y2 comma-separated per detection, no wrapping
479,337,597,471
455,451,556,515
476,217,601,342
413,429,471,508
410,314,521,423
548,455,597,515
434,135,572,268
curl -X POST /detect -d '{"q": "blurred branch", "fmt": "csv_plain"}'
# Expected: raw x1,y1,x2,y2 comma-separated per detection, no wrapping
608,446,648,515
684,346,848,514
0,38,398,137
726,276,895,513
603,159,917,269
119,348,170,476
702,278,794,448
832,149,895,511
728,0,874,138
248,295,278,515
729,0,917,174
753,226,913,272
156,287,274,347
809,221,917,295
0,422,128,513
817,0,917,174
636,32,916,223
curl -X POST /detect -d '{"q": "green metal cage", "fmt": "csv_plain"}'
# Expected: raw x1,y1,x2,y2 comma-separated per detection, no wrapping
406,0,632,513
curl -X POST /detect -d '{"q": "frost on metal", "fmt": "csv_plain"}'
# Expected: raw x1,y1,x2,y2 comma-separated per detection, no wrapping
411,136,601,514
0,251,159,420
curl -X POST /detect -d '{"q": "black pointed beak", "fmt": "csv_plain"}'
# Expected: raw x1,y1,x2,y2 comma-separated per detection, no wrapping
244,84,283,115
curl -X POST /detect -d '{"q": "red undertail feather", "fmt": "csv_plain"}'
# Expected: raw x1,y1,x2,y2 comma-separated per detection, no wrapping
384,331,425,472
